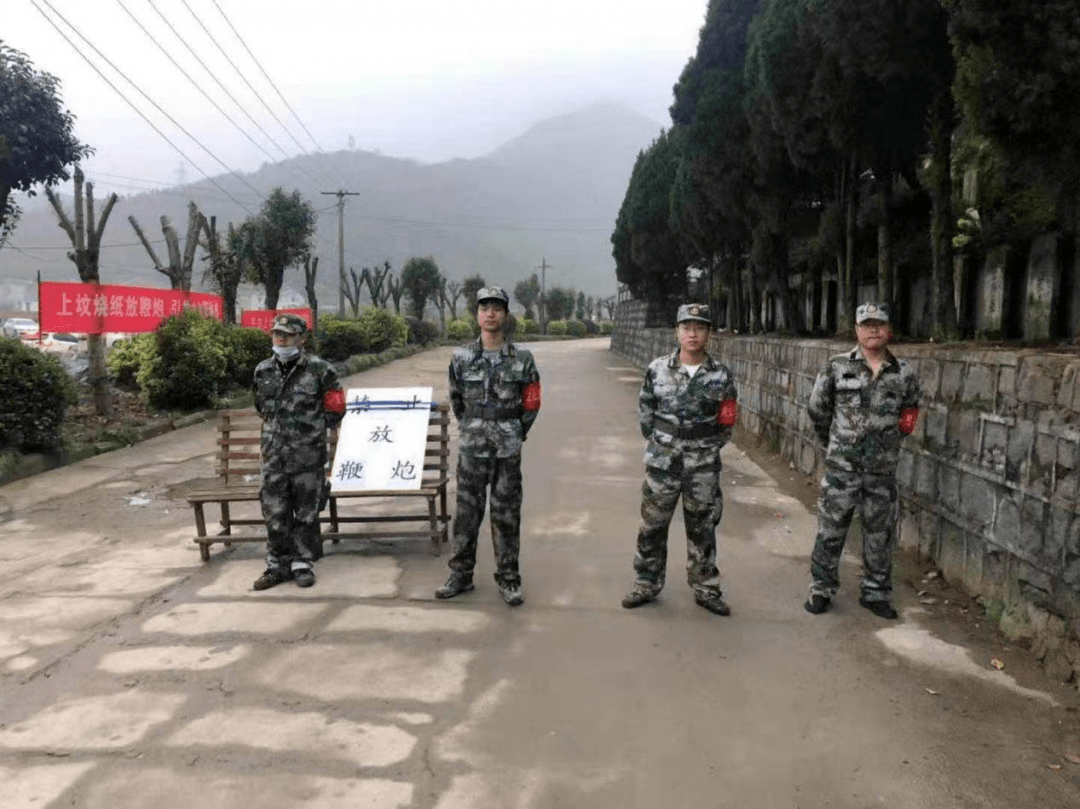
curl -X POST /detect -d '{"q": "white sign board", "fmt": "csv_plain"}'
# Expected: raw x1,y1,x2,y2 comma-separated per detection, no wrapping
330,387,433,492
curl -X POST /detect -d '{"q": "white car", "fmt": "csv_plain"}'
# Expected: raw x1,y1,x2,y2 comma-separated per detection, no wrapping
35,332,83,355
3,318,38,339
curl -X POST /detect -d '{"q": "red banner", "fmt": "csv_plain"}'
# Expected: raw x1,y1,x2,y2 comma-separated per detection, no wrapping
39,282,223,334
241,308,313,332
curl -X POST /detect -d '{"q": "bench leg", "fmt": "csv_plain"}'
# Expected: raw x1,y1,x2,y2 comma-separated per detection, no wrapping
428,496,441,555
199,540,210,562
329,497,340,543
192,504,211,563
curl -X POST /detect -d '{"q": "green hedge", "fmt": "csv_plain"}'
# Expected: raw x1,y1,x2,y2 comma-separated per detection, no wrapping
107,334,156,387
0,338,78,451
519,317,538,335
138,309,229,410
447,317,476,341
226,327,271,387
547,320,569,336
566,320,587,337
600,321,614,335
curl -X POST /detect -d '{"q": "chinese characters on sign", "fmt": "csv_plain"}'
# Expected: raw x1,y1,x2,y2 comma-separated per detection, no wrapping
38,282,223,334
329,387,433,492
240,308,313,332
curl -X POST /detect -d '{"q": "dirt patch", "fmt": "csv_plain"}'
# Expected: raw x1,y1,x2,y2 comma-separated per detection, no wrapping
59,383,167,451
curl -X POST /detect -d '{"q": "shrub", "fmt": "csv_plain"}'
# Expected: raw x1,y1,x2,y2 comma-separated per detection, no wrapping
519,317,538,335
581,318,599,335
566,320,587,337
225,327,272,388
547,320,568,336
447,317,476,341
106,333,155,387
318,319,367,361
405,316,441,345
0,338,78,451
599,321,614,335
137,309,229,411
356,306,409,352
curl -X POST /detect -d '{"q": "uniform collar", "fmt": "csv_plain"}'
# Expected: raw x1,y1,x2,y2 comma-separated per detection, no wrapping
666,348,717,372
849,344,898,371
472,337,515,358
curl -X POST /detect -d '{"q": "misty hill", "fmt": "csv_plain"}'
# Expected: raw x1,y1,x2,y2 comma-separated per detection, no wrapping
2,103,664,310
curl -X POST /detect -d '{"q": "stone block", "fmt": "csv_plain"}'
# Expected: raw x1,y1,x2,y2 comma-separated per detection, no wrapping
994,495,1021,555
937,526,968,584
897,451,915,491
960,473,995,530
963,538,985,595
898,511,921,552
1035,432,1057,468
961,363,996,406
1018,496,1050,561
1022,232,1060,341
981,421,1008,470
917,359,942,401
1006,421,1035,483
915,454,936,498
998,366,1018,410
948,410,981,462
1057,363,1080,410
926,405,948,451
999,603,1036,645
1017,359,1058,406
938,463,960,512
940,361,965,402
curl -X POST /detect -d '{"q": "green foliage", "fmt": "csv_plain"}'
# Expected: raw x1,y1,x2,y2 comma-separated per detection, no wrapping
0,42,93,245
547,320,569,336
519,317,538,335
401,256,442,319
513,274,541,319
356,306,408,351
545,286,576,321
447,317,477,341
137,309,229,411
318,319,366,361
404,316,441,345
599,321,614,335
0,338,77,451
566,320,587,337
462,275,486,313
106,333,155,387
225,327,272,387
232,187,317,309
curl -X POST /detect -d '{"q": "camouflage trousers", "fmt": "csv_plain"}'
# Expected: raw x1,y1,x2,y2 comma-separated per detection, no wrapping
632,460,723,598
449,453,523,588
809,469,898,602
260,467,326,572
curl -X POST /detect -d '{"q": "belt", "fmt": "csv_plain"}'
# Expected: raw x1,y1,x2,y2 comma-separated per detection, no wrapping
465,402,522,420
653,420,720,439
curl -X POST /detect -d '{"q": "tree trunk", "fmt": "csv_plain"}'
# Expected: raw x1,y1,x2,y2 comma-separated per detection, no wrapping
929,90,959,340
842,154,859,332
877,175,894,306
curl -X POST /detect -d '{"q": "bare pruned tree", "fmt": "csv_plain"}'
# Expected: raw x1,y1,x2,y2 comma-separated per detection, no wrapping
129,201,205,292
363,260,392,308
303,254,319,330
342,266,364,317
383,271,404,313
45,165,118,416
442,279,463,320
200,216,242,325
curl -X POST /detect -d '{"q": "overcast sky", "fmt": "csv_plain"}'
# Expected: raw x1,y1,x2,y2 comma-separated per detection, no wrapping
9,0,708,196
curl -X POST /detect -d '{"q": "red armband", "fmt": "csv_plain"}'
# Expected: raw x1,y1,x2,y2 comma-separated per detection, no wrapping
522,381,541,412
898,407,919,435
323,389,345,414
717,399,738,427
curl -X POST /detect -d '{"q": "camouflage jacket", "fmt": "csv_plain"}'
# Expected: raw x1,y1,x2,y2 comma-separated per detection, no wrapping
449,338,540,458
808,345,921,474
254,352,344,474
639,350,738,472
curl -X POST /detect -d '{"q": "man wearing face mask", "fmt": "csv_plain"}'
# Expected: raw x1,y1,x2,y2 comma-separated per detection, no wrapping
252,313,345,590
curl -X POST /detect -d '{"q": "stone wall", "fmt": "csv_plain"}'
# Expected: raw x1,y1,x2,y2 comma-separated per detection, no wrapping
613,299,1080,687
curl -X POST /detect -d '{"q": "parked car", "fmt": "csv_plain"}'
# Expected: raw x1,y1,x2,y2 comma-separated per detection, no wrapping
3,318,38,339
34,332,82,355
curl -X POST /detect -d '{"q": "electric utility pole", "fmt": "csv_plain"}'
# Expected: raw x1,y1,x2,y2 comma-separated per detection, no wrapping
321,189,360,315
537,256,551,334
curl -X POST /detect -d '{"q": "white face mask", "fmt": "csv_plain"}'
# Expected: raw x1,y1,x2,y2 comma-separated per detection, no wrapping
272,345,300,359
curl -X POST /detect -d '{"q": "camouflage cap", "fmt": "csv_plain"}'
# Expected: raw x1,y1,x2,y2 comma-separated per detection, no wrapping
676,303,711,325
855,302,890,324
270,313,307,334
477,286,510,307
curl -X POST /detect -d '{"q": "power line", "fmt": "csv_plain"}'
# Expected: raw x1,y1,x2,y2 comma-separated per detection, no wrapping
30,0,258,215
208,0,349,186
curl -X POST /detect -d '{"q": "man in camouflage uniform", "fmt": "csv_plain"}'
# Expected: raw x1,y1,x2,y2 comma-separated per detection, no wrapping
252,313,345,591
435,287,541,606
804,302,920,619
622,303,739,616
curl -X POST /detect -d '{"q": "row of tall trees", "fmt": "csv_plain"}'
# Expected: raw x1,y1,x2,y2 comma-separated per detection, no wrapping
613,0,1080,337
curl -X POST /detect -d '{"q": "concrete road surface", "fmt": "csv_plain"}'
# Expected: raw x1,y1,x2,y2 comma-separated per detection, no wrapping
1,338,1078,808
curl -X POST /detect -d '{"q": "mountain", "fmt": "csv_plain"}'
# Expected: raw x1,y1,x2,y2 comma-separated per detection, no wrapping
0,103,664,311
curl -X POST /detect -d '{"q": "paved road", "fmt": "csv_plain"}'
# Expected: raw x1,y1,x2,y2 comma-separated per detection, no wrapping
0,338,1078,808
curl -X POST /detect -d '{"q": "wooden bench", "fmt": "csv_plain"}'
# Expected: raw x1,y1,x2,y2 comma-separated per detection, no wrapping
186,403,451,561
